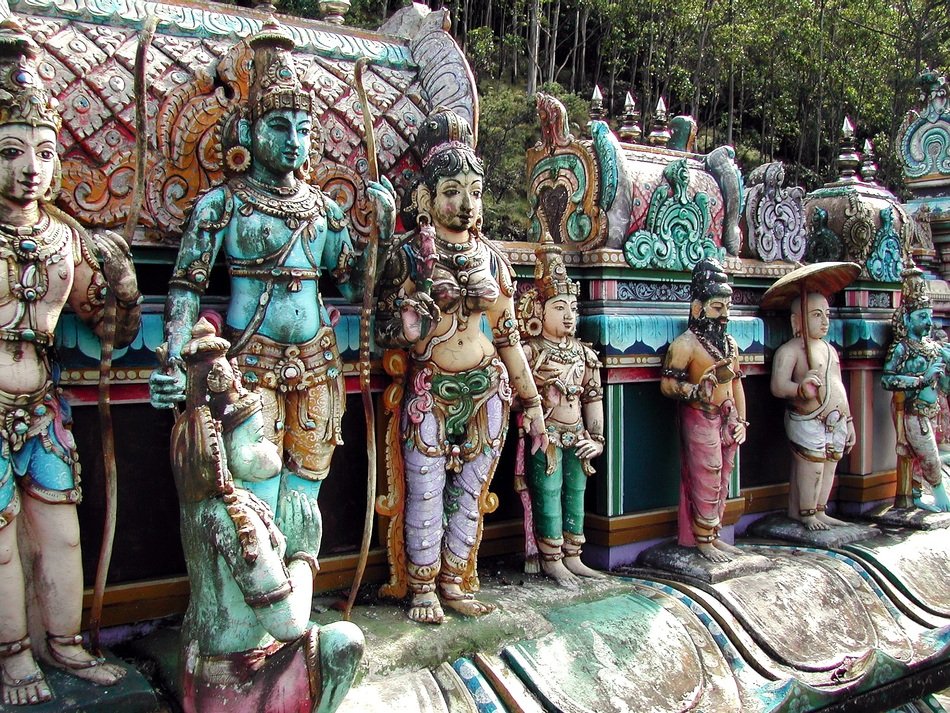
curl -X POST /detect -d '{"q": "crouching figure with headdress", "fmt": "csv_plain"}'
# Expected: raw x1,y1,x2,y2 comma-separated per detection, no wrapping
150,22,395,522
0,20,141,706
375,109,547,624
660,258,748,562
172,319,363,713
516,235,605,584
882,265,950,512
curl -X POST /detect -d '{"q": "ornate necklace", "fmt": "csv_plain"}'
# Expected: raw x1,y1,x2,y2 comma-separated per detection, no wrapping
232,177,325,222
690,324,734,362
539,336,582,362
904,337,940,364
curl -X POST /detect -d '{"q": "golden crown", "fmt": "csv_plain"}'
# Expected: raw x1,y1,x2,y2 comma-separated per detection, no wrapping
0,20,61,132
247,22,312,123
534,232,579,300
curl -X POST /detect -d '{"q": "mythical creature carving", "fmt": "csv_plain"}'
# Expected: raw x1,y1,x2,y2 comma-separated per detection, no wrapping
744,161,806,263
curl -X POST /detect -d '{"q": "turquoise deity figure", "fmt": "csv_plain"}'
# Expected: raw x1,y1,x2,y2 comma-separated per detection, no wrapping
172,319,363,713
0,20,140,705
149,23,396,518
517,235,605,585
882,266,950,512
375,109,547,624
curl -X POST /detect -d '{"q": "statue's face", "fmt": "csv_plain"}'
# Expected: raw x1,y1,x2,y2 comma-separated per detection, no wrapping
542,295,578,340
702,295,731,324
793,293,830,339
429,171,482,233
251,108,311,177
0,123,56,211
906,308,933,339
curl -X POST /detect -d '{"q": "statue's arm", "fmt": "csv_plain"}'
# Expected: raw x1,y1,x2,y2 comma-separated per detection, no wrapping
881,343,918,391
659,336,696,401
63,216,142,348
770,341,803,400
581,346,605,439
323,197,365,302
164,189,229,361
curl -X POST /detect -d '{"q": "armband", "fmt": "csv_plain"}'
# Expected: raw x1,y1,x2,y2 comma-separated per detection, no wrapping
661,366,689,381
288,552,320,581
522,394,542,409
492,309,521,348
169,252,213,294
116,293,144,310
244,580,293,608
580,384,604,404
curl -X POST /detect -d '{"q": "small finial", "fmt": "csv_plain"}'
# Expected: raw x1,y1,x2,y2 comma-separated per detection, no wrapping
587,85,605,138
318,0,351,24
618,91,641,142
836,115,860,181
647,97,671,147
860,138,879,183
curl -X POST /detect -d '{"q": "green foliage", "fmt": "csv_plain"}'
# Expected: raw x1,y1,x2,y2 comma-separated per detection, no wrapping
466,27,498,80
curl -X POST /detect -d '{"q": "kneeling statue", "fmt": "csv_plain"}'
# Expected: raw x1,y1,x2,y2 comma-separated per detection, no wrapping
172,319,363,713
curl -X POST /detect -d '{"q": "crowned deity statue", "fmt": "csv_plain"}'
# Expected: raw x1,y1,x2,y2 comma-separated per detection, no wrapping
882,265,950,512
172,319,362,713
0,20,141,706
375,109,547,624
516,234,605,585
660,258,748,562
766,263,859,530
149,22,396,523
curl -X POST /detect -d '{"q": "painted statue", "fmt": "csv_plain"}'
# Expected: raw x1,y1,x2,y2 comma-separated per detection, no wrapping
764,263,860,530
149,22,396,519
375,109,547,624
881,265,950,512
516,234,605,584
660,258,748,562
0,20,140,706
172,319,363,713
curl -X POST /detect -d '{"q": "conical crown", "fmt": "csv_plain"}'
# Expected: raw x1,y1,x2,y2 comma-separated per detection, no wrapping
534,233,579,299
416,108,477,168
247,21,312,123
0,19,61,132
900,264,931,314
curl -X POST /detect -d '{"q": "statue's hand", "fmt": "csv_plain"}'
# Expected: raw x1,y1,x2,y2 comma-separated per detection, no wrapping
696,369,717,403
367,177,396,243
575,434,604,461
797,370,822,400
523,404,549,455
400,292,440,342
278,490,323,559
148,364,186,409
923,362,944,385
91,230,140,305
845,419,856,453
731,420,748,445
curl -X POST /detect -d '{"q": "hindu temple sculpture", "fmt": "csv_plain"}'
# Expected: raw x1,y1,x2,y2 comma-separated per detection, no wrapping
515,234,605,584
172,319,363,713
763,263,860,530
0,19,140,706
149,22,396,519
375,109,547,624
881,265,950,512
660,258,748,562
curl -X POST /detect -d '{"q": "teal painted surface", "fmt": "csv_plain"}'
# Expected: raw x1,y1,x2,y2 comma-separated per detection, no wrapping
581,314,764,356
9,0,415,68
451,658,506,713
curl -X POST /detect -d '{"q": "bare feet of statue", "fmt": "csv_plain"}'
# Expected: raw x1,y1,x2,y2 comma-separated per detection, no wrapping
0,639,52,706
563,555,606,579
407,591,445,625
696,541,732,563
816,510,848,527
711,539,742,557
541,557,581,586
798,512,830,531
439,583,496,618
45,635,125,686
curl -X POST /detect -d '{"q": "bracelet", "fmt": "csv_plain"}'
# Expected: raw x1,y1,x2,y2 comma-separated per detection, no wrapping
522,394,542,409
288,552,320,581
589,434,605,444
738,419,750,427
116,293,143,310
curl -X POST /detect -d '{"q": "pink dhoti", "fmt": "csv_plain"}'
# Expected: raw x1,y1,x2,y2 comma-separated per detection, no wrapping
677,401,739,546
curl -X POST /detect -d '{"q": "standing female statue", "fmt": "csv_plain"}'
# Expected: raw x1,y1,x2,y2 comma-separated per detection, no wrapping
0,20,140,705
375,109,547,624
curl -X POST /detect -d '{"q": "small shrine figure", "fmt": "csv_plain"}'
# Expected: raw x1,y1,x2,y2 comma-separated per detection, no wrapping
149,22,396,519
516,235,605,584
881,266,950,512
172,319,363,713
660,258,748,562
0,20,140,705
764,263,861,530
375,109,547,624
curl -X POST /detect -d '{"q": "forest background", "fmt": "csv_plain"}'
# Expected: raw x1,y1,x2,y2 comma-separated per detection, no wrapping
227,0,949,239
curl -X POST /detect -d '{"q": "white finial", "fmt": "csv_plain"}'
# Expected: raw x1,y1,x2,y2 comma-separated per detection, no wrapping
841,116,854,138
656,96,667,114
863,138,874,155
624,91,635,111
592,85,603,102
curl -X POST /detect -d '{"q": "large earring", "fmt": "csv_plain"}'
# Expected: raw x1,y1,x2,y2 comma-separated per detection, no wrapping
43,156,62,203
225,145,251,174
295,155,312,180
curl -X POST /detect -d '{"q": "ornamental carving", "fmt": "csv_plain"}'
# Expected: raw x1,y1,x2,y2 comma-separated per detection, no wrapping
898,70,949,183
744,161,806,263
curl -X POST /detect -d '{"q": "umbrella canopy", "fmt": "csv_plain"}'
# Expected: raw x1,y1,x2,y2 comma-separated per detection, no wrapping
760,262,861,310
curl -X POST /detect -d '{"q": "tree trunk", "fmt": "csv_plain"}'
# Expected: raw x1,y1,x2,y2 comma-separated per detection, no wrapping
547,0,561,84
527,0,540,95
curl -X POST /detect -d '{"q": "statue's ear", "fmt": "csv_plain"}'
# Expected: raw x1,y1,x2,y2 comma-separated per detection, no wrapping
689,299,703,320
790,311,801,335
237,118,252,148
415,183,433,215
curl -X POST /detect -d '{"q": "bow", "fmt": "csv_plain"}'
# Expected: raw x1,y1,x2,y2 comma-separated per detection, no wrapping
344,58,380,620
88,16,157,653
